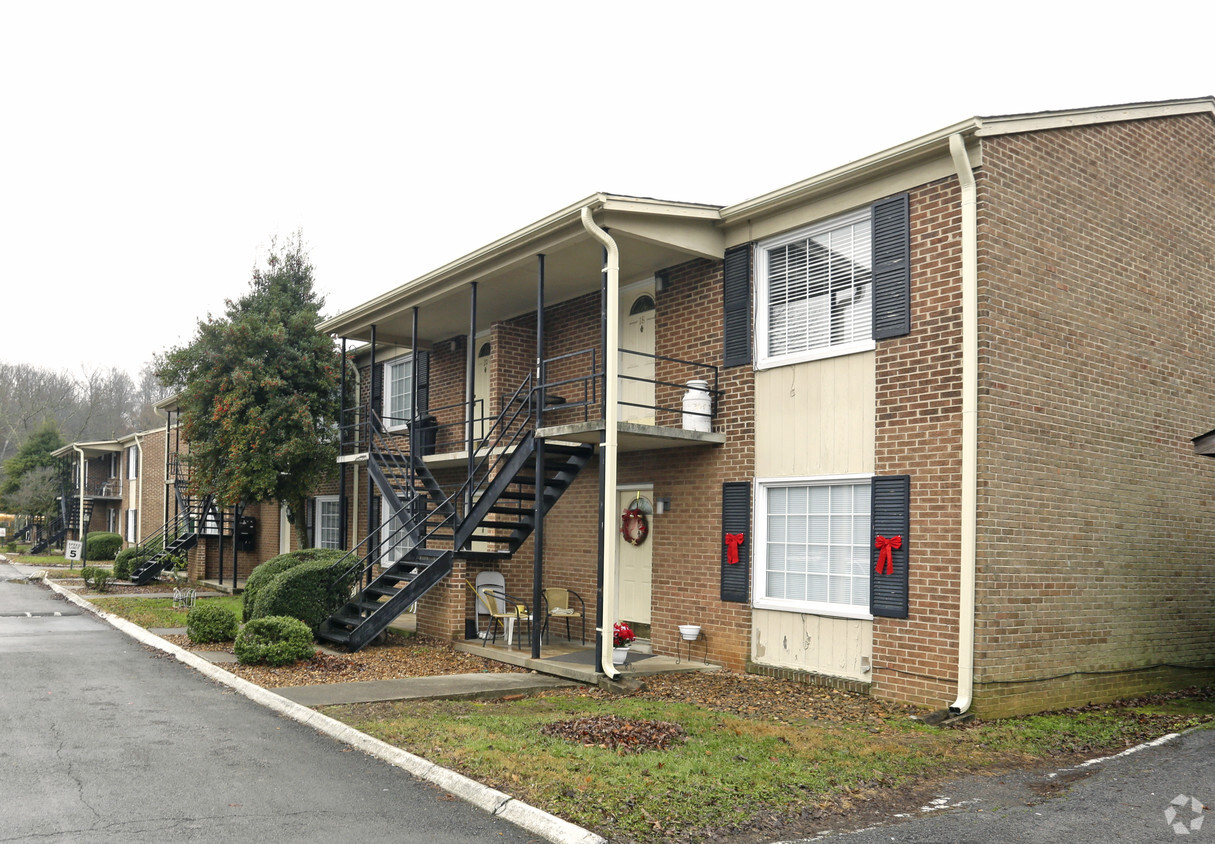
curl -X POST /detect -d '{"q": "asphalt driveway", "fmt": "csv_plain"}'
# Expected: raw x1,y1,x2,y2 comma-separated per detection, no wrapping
788,724,1214,842
0,567,540,843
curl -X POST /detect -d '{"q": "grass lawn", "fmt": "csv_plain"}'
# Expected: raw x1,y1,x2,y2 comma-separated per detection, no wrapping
324,684,1215,842
89,595,244,628
11,555,77,569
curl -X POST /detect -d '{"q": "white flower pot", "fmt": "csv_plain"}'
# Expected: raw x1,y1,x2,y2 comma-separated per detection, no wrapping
679,624,701,641
612,646,630,665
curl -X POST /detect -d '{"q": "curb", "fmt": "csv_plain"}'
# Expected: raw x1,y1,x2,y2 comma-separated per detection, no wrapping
41,575,606,844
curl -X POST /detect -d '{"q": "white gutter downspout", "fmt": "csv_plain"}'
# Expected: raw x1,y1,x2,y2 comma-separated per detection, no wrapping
72,445,86,558
580,206,622,680
132,432,145,542
949,133,978,715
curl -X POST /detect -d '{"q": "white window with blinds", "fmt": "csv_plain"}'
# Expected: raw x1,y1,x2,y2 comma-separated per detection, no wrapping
753,475,873,619
314,496,341,550
382,355,413,431
756,208,874,369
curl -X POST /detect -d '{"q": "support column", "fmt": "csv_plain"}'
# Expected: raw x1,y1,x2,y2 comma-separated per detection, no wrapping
466,282,478,517
367,325,378,579
532,253,545,659
339,337,348,551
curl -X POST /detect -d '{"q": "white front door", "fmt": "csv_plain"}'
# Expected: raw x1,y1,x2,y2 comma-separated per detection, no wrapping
616,487,653,638
619,284,656,425
472,337,491,441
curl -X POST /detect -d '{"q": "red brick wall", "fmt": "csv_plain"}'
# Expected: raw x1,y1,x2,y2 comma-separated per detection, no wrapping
451,259,756,669
970,114,1215,715
872,176,966,708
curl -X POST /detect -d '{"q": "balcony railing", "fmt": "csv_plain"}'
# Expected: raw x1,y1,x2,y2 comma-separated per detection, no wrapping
71,477,122,498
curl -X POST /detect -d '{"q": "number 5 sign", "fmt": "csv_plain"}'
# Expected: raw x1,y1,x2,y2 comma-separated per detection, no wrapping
65,540,83,562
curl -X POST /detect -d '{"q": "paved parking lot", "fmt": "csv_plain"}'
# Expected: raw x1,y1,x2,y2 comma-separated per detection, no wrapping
0,568,540,843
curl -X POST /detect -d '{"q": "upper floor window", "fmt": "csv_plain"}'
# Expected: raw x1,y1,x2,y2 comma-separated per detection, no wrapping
382,355,414,430
756,208,874,368
126,446,139,480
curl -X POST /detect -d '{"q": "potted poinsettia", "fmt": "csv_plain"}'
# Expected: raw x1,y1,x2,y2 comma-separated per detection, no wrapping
612,621,635,665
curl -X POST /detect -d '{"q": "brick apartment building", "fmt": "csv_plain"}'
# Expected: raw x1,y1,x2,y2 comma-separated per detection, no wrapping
315,97,1215,717
53,396,342,585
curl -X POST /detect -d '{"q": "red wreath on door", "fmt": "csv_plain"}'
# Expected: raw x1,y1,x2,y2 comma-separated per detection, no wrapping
621,507,649,546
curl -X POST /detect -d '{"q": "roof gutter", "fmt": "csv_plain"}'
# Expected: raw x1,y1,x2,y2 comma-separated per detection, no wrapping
580,206,622,681
949,132,978,716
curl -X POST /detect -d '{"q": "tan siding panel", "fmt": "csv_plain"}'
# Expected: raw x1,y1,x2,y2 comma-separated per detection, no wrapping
755,353,874,478
751,608,872,681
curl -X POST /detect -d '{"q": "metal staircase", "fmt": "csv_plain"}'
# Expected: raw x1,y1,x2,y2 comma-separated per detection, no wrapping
11,520,34,543
317,376,594,651
29,493,92,554
129,455,208,585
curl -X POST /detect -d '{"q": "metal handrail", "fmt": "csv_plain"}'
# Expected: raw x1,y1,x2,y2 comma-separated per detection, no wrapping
325,373,537,602
539,346,722,428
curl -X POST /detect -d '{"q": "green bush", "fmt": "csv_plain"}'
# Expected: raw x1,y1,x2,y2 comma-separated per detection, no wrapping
86,532,123,561
186,602,239,643
248,554,354,632
234,615,315,666
80,566,113,592
243,548,346,622
112,547,149,580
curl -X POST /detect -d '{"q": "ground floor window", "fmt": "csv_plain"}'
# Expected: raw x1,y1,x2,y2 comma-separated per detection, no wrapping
753,475,872,619
314,496,341,550
125,509,138,543
379,494,412,563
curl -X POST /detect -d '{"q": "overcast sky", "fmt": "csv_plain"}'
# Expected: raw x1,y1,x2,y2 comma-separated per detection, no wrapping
2,1,1211,379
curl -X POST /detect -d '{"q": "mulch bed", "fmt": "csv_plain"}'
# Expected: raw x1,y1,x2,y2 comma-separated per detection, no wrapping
167,632,529,687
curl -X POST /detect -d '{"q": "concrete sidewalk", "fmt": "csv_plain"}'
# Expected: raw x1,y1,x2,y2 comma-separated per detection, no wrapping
274,671,578,706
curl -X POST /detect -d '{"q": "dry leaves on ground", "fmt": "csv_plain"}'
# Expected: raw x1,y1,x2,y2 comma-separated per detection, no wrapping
541,714,687,753
547,671,923,726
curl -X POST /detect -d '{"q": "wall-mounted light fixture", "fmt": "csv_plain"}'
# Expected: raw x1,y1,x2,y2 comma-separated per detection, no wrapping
655,496,672,514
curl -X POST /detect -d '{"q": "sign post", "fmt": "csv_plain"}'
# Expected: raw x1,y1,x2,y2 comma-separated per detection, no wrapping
65,540,83,569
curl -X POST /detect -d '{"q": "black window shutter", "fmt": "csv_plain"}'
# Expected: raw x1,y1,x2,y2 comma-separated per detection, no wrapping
721,482,751,603
870,474,910,618
871,193,911,340
306,498,315,548
415,351,430,415
722,244,752,367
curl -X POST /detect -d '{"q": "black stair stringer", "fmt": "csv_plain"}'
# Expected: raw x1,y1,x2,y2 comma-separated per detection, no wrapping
317,549,454,651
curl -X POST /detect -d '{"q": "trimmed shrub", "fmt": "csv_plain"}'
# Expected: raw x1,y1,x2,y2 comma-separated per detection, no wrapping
248,554,355,632
234,615,315,666
80,566,112,592
186,602,239,643
242,548,346,622
112,547,148,580
86,532,123,561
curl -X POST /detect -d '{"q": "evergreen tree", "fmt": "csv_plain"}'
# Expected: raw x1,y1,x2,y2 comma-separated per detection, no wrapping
156,236,343,548
0,420,65,513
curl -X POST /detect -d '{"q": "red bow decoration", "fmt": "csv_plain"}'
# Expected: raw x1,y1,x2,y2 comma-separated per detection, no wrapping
724,533,745,564
874,535,902,575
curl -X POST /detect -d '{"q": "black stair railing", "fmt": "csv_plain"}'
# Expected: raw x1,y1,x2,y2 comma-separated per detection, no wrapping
318,373,546,648
327,373,536,588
